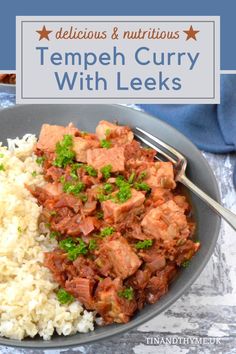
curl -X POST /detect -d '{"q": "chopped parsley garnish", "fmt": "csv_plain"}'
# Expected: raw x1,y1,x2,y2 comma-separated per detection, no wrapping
70,162,84,179
96,211,104,219
79,193,88,203
116,185,132,203
75,238,88,255
59,237,75,251
17,226,22,233
56,289,74,304
59,237,88,261
103,183,113,193
70,165,79,179
96,193,112,202
135,239,153,249
36,156,45,165
115,175,125,187
0,164,5,171
114,176,132,203
128,172,136,184
49,231,60,239
105,128,111,136
138,171,147,181
50,210,57,216
118,287,134,301
0,153,4,158
60,175,66,183
85,165,97,177
67,242,87,261
101,164,112,179
63,181,85,196
100,227,115,237
134,182,151,192
45,222,51,228
88,239,97,251
100,139,111,149
31,171,37,177
181,260,190,268
53,134,75,168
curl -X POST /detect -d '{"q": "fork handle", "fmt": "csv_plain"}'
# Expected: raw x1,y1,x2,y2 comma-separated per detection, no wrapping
180,174,236,231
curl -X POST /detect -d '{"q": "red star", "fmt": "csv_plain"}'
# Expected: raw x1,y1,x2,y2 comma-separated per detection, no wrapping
183,25,199,41
36,25,52,41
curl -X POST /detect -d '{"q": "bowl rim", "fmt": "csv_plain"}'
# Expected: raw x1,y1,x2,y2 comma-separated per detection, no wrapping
0,103,221,349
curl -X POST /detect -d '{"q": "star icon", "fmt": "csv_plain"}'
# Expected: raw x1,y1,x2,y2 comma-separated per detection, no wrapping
183,25,199,41
36,25,52,41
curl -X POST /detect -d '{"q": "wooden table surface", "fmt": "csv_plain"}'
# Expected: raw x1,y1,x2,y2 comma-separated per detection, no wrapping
0,97,235,354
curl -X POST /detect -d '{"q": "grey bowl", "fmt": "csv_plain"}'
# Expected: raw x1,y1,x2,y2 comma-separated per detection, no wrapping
0,104,221,349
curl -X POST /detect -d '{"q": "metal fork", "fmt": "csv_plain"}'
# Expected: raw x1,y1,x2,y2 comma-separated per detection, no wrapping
135,127,236,231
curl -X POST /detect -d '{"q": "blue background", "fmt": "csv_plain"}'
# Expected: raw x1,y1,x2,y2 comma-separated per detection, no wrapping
0,0,234,70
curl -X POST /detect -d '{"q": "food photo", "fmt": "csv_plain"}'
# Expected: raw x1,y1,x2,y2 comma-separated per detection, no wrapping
0,69,236,354
0,73,16,95
0,74,16,85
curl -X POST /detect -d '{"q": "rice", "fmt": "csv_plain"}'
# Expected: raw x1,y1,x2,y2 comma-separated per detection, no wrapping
0,135,94,340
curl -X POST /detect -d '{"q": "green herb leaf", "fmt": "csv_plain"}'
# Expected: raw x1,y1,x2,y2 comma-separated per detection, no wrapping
59,237,75,252
135,239,153,249
0,164,5,171
17,226,22,233
60,175,66,183
181,260,190,268
70,166,78,179
49,231,60,239
116,187,131,203
100,227,115,237
96,193,112,202
50,210,57,216
31,171,37,177
59,237,88,261
53,135,75,168
103,183,113,193
101,164,112,179
114,176,132,203
68,238,88,260
138,171,147,181
36,156,45,165
56,289,74,304
115,175,126,187
71,163,84,177
0,153,4,158
96,211,104,219
128,172,136,184
134,182,151,192
100,139,111,149
63,181,85,196
88,239,97,251
118,287,134,301
85,165,97,177
105,128,111,136
79,193,88,203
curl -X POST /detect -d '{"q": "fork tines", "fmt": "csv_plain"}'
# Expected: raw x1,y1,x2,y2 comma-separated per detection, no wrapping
134,127,180,165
